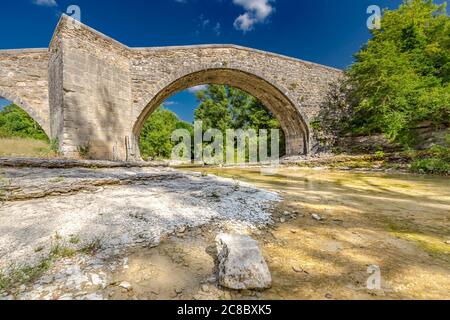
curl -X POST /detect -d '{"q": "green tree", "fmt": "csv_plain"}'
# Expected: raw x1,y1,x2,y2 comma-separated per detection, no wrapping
194,85,233,133
0,104,48,141
194,85,285,157
139,106,193,160
346,0,450,146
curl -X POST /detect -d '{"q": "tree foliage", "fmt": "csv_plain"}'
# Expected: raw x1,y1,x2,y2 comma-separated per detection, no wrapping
139,107,193,160
194,85,285,157
346,0,450,146
0,104,48,141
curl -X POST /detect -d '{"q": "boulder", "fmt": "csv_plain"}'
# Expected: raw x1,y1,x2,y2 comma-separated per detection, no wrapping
216,233,272,290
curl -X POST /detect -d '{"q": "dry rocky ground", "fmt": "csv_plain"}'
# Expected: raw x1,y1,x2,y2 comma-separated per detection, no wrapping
0,166,279,300
0,164,449,300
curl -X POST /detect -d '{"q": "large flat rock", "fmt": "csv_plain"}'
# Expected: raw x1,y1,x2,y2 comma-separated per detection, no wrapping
216,233,272,290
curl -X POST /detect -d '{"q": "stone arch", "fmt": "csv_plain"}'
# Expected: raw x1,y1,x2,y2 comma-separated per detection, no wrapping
132,67,310,160
0,88,50,138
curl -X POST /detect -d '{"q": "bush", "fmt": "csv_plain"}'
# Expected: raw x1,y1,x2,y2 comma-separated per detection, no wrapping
410,136,450,174
77,142,91,159
374,151,385,160
411,158,449,174
50,138,60,155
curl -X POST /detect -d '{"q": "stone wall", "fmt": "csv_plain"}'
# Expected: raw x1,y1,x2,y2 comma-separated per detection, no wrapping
0,49,50,136
49,17,133,160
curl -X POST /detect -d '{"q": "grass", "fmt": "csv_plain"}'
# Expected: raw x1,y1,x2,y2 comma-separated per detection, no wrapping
80,238,103,255
0,137,57,158
68,235,80,245
0,235,103,294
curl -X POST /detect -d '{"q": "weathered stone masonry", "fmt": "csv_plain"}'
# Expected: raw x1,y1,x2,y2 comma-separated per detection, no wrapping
0,15,343,161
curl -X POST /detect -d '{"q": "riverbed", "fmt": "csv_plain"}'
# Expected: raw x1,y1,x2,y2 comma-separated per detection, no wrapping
188,167,450,299
1,166,449,300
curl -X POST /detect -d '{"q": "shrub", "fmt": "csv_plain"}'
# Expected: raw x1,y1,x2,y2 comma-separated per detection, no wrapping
410,136,450,175
77,142,91,159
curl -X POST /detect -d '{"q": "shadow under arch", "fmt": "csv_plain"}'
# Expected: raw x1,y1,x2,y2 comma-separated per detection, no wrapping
0,88,50,138
132,68,310,160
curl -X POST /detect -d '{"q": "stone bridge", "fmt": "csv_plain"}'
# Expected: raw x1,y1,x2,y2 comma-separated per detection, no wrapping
0,15,342,161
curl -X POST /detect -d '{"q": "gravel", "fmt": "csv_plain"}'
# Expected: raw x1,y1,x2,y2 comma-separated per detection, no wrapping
0,168,280,269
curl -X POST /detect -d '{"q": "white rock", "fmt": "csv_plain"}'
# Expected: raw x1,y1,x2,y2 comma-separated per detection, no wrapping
119,281,132,291
216,233,272,290
312,214,323,221
90,273,104,287
176,226,187,234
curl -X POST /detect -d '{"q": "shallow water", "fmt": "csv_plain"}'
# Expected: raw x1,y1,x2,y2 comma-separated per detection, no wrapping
191,168,449,229
182,167,450,299
114,167,450,300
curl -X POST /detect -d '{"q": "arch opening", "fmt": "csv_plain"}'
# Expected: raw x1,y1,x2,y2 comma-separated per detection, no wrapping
133,68,309,161
0,97,54,158
0,89,50,138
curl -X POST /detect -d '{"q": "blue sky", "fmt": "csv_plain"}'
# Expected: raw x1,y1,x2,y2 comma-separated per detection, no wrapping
0,0,412,121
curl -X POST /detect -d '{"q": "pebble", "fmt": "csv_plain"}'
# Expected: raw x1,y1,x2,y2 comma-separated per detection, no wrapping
292,266,304,273
312,214,323,221
175,287,183,294
90,273,104,287
280,217,286,223
176,226,187,234
201,284,210,292
40,275,54,285
119,282,132,291
445,240,450,245
325,293,333,299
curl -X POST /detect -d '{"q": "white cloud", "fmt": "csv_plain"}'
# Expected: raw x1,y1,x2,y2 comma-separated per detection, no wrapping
187,85,208,93
213,22,221,36
232,0,274,32
32,0,58,7
234,13,256,32
196,15,221,37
